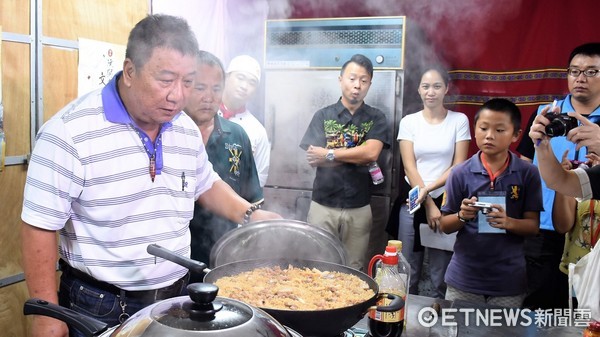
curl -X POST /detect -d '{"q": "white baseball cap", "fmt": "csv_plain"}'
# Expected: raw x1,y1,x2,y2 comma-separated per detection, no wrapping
226,55,261,82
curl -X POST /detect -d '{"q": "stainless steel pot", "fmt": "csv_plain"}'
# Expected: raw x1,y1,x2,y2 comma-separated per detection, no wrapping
24,283,302,337
210,219,347,267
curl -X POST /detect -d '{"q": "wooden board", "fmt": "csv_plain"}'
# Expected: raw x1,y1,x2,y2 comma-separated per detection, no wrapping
0,1,30,35
0,0,148,334
2,42,31,156
43,1,148,44
0,282,31,337
42,46,78,122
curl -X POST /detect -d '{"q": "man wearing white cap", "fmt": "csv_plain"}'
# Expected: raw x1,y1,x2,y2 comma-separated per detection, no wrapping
220,55,270,187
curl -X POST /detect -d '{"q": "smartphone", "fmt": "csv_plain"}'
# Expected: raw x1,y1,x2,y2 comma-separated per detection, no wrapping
408,186,421,215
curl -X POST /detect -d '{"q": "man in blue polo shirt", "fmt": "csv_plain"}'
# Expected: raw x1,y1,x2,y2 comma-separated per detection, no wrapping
517,42,600,310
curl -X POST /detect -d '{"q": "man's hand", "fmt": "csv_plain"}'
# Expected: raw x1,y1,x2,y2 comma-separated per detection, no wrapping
247,209,283,224
567,111,600,154
528,104,556,147
305,145,327,166
30,316,68,337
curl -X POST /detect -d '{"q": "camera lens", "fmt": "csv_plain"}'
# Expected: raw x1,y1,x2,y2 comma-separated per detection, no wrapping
546,120,567,137
545,115,578,137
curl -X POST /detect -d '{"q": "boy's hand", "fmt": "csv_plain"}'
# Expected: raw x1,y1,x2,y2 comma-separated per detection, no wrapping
486,204,510,230
458,197,478,220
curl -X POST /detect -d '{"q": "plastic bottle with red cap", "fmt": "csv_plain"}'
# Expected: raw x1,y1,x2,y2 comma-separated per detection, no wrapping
585,320,600,337
367,244,408,337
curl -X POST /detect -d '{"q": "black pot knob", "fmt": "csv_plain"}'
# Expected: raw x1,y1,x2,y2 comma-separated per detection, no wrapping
186,283,223,319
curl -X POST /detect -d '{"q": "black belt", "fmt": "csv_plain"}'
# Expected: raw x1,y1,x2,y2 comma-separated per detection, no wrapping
59,259,189,301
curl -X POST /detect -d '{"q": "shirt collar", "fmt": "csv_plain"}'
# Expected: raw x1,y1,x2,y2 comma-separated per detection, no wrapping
214,115,233,134
470,150,519,174
562,94,600,117
101,71,176,127
334,98,366,116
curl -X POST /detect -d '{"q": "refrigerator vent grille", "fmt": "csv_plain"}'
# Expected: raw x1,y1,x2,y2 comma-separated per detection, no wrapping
265,17,405,68
268,28,402,47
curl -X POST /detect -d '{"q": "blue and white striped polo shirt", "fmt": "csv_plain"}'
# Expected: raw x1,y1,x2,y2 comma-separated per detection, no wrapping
21,73,220,290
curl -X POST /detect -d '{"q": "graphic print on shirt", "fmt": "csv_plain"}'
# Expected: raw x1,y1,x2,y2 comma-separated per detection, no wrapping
226,142,242,177
509,185,521,200
324,120,373,149
577,207,596,251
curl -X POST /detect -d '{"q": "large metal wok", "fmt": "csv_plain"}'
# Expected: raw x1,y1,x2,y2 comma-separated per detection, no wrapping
148,244,403,337
205,258,403,337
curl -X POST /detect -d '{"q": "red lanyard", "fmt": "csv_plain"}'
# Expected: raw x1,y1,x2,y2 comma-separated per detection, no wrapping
481,153,510,190
590,200,599,248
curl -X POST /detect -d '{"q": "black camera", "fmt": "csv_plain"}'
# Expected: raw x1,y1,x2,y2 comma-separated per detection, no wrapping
545,114,578,137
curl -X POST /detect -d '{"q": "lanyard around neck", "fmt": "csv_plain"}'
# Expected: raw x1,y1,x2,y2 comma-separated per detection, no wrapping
481,153,510,190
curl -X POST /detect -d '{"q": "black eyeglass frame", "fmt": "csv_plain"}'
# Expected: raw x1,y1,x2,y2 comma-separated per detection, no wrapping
566,67,600,78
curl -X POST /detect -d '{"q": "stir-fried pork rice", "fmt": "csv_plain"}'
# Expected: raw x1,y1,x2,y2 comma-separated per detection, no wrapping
214,265,375,310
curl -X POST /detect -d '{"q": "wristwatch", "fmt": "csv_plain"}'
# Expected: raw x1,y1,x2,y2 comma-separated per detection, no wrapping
457,211,470,223
325,149,335,162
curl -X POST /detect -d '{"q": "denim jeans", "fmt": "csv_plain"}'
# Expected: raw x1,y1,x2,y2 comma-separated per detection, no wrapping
398,204,453,298
58,273,171,337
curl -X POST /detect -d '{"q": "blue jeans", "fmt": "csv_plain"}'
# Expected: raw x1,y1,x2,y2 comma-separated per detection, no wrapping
398,204,453,298
58,273,179,337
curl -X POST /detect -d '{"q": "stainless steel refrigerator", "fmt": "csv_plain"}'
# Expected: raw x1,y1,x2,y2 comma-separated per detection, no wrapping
261,17,406,267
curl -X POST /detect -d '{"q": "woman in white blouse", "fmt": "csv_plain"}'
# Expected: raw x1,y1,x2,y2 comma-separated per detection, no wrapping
397,66,471,298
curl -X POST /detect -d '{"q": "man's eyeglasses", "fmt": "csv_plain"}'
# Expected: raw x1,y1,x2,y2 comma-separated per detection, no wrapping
567,68,600,78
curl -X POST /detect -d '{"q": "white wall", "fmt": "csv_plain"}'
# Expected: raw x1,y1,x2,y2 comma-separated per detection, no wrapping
151,0,268,67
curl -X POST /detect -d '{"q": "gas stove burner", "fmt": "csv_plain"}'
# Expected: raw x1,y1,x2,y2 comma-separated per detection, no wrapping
340,329,365,337
308,330,356,337
308,327,369,337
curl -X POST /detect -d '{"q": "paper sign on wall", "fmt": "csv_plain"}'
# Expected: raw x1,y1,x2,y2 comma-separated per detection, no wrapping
77,38,126,97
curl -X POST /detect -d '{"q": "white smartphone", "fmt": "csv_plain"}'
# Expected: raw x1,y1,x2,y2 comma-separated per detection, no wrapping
408,186,421,215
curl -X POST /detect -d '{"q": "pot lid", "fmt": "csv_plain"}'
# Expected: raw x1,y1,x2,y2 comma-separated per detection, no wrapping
111,283,296,337
210,219,347,267
23,283,299,337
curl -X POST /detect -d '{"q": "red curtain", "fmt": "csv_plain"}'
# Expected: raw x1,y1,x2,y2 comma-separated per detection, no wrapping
279,0,599,155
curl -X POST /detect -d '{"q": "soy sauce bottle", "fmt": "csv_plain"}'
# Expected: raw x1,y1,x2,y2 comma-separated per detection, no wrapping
367,245,407,337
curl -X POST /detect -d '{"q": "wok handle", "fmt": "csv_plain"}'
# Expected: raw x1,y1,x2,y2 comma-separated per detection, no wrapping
147,244,209,275
24,298,109,337
372,293,405,312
